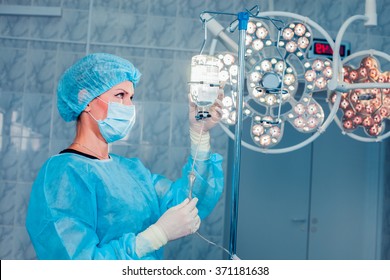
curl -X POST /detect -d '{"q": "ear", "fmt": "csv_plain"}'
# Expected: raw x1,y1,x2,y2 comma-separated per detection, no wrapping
84,103,92,113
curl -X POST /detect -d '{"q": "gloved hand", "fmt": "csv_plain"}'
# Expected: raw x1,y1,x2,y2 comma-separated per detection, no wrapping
155,197,201,241
189,89,224,134
135,198,201,258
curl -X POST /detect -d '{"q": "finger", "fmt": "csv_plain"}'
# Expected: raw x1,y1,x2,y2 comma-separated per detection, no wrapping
214,99,223,107
210,109,222,122
188,95,197,116
217,89,224,98
214,107,223,115
184,197,198,211
211,105,223,116
210,101,222,112
189,206,199,218
171,198,190,210
210,102,223,115
211,94,224,108
189,106,197,116
190,218,201,234
193,215,201,231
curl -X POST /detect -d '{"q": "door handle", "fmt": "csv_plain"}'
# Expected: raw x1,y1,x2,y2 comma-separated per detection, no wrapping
291,218,307,223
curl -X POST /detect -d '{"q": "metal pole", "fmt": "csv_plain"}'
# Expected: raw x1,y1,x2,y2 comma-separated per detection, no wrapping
229,11,249,257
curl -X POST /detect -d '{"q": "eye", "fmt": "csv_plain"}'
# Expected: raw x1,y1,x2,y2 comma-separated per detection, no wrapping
115,92,125,99
130,95,134,100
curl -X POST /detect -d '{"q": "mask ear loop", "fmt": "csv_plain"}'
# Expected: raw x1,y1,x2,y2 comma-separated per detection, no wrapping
87,111,99,122
97,96,109,104
85,97,105,122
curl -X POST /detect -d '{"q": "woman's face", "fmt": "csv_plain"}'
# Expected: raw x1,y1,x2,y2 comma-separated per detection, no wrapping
88,81,135,120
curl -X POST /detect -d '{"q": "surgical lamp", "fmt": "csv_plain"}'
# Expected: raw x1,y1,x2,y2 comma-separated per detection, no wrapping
201,9,340,154
329,51,390,141
328,0,390,142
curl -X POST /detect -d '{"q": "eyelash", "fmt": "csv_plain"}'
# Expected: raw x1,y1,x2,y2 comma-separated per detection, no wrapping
115,92,134,100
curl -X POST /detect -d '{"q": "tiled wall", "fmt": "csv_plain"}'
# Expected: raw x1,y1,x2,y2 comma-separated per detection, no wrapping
0,0,389,260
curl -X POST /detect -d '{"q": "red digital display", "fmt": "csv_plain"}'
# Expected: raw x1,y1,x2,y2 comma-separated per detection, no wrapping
314,42,346,57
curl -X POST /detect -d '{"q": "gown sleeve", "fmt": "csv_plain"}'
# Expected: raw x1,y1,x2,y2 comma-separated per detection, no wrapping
152,153,224,220
26,156,144,260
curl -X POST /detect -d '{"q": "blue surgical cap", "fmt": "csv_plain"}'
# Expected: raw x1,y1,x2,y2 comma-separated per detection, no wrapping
57,53,141,122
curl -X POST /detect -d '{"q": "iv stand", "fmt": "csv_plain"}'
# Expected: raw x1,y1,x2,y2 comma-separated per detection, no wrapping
229,12,249,258
199,8,254,259
198,7,264,258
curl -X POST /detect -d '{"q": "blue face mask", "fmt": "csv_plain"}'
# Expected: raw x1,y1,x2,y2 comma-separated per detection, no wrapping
89,99,136,143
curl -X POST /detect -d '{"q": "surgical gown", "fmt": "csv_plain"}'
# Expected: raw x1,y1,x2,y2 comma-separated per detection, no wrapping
26,152,224,260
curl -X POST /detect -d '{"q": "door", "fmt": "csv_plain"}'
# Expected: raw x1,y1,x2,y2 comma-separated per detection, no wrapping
308,122,382,259
227,123,313,260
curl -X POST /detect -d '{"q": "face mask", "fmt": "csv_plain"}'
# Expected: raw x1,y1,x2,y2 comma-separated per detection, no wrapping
89,99,136,143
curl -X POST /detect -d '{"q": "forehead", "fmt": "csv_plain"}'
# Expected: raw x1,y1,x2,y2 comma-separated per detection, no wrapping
109,81,134,92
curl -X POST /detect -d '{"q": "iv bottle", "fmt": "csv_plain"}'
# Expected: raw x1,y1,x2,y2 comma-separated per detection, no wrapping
189,55,220,119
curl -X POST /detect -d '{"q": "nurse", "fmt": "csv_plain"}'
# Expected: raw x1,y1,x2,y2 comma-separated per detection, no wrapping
26,53,224,259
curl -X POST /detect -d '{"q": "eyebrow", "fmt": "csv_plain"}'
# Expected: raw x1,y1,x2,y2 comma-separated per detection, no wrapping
114,88,134,95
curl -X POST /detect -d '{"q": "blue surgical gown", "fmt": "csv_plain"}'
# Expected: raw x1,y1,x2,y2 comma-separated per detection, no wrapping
26,152,224,260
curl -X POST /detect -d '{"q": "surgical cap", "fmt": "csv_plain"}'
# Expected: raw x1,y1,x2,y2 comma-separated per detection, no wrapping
57,53,141,122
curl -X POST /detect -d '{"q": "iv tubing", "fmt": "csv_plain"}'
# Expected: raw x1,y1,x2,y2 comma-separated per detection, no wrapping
188,122,205,199
188,120,236,259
